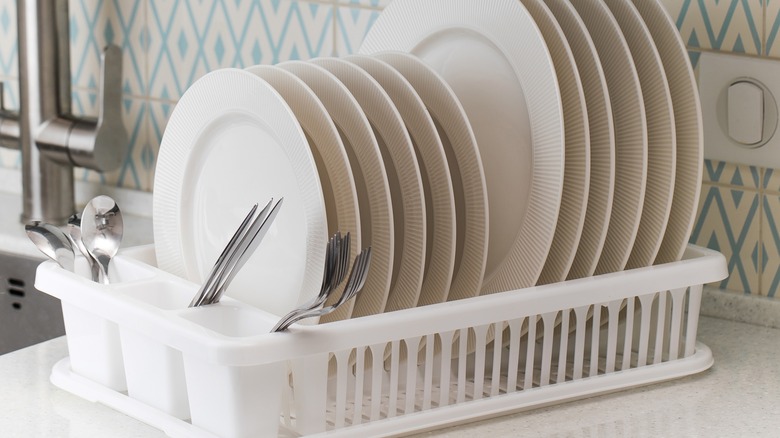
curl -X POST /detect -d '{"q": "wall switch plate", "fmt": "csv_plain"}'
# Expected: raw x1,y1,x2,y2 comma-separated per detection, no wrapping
699,52,780,168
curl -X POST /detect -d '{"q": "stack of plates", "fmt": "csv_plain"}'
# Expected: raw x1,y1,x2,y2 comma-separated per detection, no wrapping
152,0,702,323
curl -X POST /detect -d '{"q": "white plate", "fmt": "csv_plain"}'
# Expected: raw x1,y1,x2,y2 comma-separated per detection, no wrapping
521,0,590,285
278,60,394,320
346,54,457,308
544,0,616,280
244,65,361,321
633,0,703,264
569,0,648,275
153,68,327,316
604,0,676,270
374,51,487,303
361,0,565,295
312,57,426,314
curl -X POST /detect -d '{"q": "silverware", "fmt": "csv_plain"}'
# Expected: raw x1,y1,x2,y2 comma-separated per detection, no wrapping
277,231,350,326
272,246,371,332
67,213,100,282
272,232,351,331
80,196,123,285
189,198,283,307
206,197,284,305
25,221,76,272
188,202,261,308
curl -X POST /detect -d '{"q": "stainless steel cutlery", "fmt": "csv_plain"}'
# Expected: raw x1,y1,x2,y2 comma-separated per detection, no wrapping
26,195,122,284
272,243,371,332
189,198,284,307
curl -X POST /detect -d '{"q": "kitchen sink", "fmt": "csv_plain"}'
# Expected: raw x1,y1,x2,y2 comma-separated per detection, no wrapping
0,252,64,354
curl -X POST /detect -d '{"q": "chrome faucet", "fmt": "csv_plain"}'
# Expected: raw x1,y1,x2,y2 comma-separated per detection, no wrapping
0,0,127,224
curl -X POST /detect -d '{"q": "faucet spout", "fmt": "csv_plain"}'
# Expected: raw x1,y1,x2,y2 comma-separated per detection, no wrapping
0,0,128,224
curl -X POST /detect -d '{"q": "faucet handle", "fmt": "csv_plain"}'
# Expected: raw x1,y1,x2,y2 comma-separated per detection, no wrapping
67,44,128,171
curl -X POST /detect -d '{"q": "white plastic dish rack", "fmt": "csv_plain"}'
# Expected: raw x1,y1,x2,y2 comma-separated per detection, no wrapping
35,244,726,438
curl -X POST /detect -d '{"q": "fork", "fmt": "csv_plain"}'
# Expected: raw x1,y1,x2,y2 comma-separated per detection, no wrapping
272,232,351,330
272,246,371,332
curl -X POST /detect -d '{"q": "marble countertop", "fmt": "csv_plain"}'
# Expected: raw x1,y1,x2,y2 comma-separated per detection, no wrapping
0,315,776,437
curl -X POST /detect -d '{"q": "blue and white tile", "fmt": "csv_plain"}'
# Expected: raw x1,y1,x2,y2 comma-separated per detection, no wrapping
661,0,762,62
242,0,333,65
704,159,761,189
335,6,380,56
337,0,390,9
690,183,760,294
148,0,333,102
761,194,780,297
766,0,780,57
0,0,17,79
106,0,148,96
70,0,146,96
71,89,149,191
0,0,19,170
761,166,780,193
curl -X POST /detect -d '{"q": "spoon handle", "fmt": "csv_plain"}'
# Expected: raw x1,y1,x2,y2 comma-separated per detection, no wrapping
90,257,101,282
95,255,110,285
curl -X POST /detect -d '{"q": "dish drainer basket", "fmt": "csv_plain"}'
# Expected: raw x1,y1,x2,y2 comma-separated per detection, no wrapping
35,244,727,437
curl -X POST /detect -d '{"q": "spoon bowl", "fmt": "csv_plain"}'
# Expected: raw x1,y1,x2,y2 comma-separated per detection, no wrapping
25,222,75,272
81,196,124,284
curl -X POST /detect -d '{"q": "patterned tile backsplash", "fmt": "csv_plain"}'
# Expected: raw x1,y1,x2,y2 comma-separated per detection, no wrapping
0,0,778,297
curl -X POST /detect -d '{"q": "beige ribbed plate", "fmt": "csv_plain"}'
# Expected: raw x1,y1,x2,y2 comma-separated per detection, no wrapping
361,0,564,295
245,64,361,323
569,0,648,275
375,51,487,304
604,0,676,270
346,54,457,308
312,57,426,314
633,0,703,264
522,0,590,285
278,60,394,320
545,0,616,280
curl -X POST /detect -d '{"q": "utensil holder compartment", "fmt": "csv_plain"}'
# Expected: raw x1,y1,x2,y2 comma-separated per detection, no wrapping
37,244,727,438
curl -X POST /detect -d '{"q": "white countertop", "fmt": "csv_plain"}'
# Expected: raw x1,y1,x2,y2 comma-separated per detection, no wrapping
0,315,777,437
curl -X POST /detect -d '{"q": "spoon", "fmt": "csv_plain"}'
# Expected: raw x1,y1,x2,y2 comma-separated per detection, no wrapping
25,222,76,272
80,196,123,284
67,213,101,282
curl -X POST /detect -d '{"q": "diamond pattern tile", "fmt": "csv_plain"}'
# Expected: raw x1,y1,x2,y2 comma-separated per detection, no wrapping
661,0,762,65
335,5,381,56
70,0,147,96
703,159,761,189
691,183,761,294
147,0,333,101
766,0,780,57
762,166,780,194
337,0,389,8
762,194,780,297
0,0,16,81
